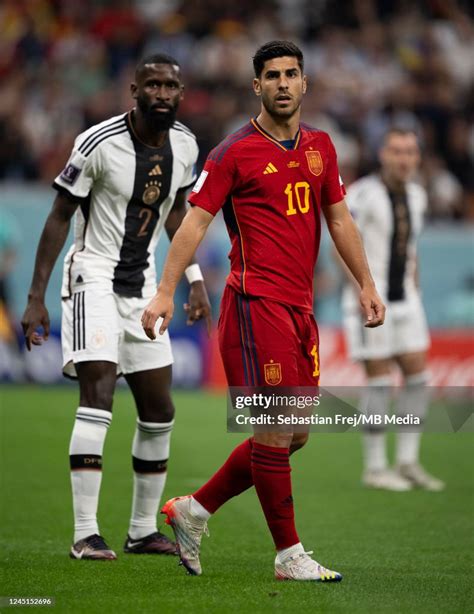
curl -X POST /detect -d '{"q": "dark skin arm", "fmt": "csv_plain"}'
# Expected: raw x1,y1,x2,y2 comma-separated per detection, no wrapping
164,190,212,333
21,192,79,350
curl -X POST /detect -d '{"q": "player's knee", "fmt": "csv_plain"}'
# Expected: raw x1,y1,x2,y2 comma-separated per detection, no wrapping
290,432,309,454
138,395,175,423
155,399,175,423
77,364,116,412
79,387,114,412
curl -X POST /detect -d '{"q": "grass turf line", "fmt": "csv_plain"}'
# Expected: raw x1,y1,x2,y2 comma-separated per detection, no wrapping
0,386,472,613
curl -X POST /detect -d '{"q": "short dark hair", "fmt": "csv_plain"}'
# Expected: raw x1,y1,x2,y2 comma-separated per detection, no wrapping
383,127,420,144
135,53,180,78
253,40,304,77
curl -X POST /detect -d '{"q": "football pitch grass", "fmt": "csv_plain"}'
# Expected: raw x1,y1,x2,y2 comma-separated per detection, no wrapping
1,386,472,614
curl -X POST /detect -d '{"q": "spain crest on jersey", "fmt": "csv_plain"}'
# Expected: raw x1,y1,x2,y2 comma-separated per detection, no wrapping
264,361,282,386
305,150,323,176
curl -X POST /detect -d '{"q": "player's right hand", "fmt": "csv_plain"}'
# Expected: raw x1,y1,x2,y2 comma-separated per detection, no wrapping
359,285,386,328
141,290,175,340
21,298,50,351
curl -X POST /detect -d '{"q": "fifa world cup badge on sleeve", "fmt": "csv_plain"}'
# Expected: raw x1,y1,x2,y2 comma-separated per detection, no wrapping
60,163,81,185
305,150,323,176
264,361,282,386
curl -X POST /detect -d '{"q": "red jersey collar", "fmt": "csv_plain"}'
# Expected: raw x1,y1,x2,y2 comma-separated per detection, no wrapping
251,118,301,152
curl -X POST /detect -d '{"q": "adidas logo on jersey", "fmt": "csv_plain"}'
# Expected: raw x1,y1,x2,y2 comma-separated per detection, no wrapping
148,164,162,176
263,163,278,174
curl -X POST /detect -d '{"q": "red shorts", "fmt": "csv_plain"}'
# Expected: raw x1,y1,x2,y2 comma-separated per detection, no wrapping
218,285,320,387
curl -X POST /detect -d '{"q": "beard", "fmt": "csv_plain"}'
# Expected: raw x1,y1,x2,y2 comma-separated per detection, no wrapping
137,97,178,131
261,93,301,120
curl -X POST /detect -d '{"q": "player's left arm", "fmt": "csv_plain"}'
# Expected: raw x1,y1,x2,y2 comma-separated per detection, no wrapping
165,191,211,330
323,199,385,328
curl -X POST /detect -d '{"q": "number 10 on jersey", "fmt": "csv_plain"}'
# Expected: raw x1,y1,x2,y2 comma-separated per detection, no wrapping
285,181,311,216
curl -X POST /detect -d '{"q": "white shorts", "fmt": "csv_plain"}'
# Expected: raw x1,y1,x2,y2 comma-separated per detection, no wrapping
61,286,173,378
343,292,430,361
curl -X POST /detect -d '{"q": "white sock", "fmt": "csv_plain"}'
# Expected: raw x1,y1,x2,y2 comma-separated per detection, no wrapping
190,496,211,521
128,419,174,540
69,406,112,543
277,542,304,563
396,372,430,466
360,376,392,472
362,432,387,472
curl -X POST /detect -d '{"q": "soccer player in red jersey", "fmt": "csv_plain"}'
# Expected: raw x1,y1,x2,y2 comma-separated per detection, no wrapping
142,41,385,581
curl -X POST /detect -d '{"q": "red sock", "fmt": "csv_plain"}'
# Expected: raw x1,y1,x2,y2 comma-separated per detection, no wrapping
251,442,299,550
193,438,254,514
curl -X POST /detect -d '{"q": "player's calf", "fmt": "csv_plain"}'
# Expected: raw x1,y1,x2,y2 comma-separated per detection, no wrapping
290,431,309,454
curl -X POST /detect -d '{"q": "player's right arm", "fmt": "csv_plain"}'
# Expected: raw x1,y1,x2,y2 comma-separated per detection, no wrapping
331,181,366,289
142,137,235,339
22,123,101,349
320,136,384,327
141,205,213,339
324,199,385,327
21,193,79,350
142,141,237,339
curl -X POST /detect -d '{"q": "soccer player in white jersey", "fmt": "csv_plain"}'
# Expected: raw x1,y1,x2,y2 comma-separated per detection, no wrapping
21,54,211,559
342,128,444,492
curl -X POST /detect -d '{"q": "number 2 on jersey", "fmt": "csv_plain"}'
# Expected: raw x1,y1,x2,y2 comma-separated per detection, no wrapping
285,181,311,216
137,208,153,237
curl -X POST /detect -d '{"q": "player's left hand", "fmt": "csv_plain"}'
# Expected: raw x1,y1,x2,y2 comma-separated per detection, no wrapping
360,285,386,328
184,280,212,335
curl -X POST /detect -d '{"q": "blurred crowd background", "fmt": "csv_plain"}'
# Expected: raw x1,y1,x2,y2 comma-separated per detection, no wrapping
0,0,473,384
1,0,473,218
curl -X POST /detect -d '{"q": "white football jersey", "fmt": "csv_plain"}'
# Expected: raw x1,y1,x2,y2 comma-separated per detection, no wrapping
54,112,198,299
342,174,427,307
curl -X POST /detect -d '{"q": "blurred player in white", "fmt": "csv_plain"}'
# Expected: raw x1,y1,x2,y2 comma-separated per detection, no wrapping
22,54,211,559
342,128,444,491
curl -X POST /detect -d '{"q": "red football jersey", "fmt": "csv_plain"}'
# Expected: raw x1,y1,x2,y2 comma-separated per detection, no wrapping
188,119,345,312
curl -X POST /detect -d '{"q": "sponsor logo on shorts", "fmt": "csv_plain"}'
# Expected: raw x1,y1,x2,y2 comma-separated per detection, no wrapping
264,360,282,386
90,328,107,349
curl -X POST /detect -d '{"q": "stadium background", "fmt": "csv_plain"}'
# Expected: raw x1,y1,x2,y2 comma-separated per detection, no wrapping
0,0,473,386
0,2,473,612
